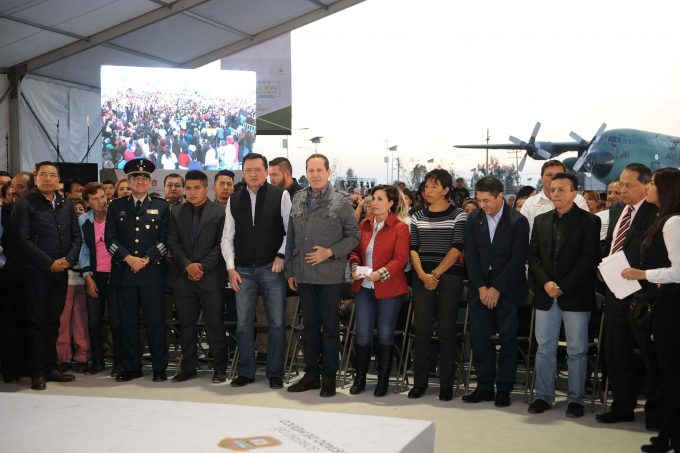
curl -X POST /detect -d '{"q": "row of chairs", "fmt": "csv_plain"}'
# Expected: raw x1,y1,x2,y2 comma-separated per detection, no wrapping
152,283,613,411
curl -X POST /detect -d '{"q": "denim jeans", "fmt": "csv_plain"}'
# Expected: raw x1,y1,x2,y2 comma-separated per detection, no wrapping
235,264,286,379
354,287,404,347
534,299,590,405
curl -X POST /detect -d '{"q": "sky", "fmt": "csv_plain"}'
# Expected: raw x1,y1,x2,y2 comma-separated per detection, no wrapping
254,0,680,187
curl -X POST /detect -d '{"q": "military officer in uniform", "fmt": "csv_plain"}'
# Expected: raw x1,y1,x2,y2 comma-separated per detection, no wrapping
105,158,170,382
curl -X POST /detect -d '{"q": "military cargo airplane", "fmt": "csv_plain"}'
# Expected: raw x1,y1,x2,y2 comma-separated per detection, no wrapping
455,122,680,186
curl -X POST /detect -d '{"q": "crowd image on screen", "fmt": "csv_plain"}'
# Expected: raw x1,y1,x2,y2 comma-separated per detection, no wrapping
100,89,256,171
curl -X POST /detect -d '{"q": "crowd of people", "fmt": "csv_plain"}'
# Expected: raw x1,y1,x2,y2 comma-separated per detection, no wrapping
0,155,678,452
101,90,256,171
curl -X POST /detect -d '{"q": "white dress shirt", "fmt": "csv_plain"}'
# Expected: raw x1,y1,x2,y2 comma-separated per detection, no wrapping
221,185,292,270
361,219,385,289
646,215,680,284
608,198,645,255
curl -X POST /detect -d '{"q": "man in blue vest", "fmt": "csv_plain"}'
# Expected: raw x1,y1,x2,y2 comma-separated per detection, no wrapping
221,153,291,389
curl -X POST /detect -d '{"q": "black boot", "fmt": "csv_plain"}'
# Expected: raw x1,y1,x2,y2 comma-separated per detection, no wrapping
350,344,371,395
374,344,394,397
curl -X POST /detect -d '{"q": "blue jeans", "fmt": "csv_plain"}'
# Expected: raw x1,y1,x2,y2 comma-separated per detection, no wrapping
354,287,404,347
534,299,591,405
235,264,286,379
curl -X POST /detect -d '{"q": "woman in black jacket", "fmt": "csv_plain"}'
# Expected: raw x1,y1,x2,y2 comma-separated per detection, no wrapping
622,167,680,452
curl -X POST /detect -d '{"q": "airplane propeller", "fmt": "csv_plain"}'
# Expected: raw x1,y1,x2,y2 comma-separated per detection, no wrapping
512,122,552,171
572,123,607,172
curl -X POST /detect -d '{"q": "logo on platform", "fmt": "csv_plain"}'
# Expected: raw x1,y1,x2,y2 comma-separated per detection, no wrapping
218,436,282,451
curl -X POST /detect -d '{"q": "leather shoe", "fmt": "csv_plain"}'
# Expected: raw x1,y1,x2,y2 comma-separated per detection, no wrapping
230,375,254,387
152,371,167,382
212,370,227,383
462,388,494,403
494,390,511,407
407,386,428,399
287,374,321,393
115,370,143,382
566,402,584,418
110,365,124,378
320,376,336,397
172,369,197,382
528,398,551,414
596,411,635,424
439,387,454,401
269,377,283,389
31,375,46,391
47,369,76,382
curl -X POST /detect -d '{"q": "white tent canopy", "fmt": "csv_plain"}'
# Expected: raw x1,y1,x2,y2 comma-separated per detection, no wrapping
0,0,364,172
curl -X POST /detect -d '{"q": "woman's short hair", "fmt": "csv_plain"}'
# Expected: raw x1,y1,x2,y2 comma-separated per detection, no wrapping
423,169,453,199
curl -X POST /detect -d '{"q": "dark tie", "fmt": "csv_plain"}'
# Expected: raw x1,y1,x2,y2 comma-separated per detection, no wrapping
135,200,142,213
192,208,200,242
611,205,634,254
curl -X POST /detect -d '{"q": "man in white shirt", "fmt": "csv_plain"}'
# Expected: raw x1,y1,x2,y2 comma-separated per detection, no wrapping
221,153,291,390
596,180,622,241
520,160,589,235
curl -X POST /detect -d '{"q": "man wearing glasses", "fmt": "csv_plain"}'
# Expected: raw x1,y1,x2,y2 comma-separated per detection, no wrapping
163,173,185,209
13,161,83,390
105,158,170,382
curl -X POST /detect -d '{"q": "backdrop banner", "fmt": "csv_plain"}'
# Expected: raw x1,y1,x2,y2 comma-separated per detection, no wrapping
222,33,292,135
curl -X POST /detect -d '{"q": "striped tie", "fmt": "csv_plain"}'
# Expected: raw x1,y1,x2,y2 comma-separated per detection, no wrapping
610,205,634,254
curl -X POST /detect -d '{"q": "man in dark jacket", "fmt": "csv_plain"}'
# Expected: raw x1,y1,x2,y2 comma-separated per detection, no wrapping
527,173,601,418
168,170,228,383
13,161,83,390
463,176,530,408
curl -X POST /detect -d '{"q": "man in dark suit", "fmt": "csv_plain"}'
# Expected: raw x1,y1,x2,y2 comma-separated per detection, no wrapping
167,170,228,383
597,163,663,429
105,158,170,383
527,173,601,418
463,176,530,407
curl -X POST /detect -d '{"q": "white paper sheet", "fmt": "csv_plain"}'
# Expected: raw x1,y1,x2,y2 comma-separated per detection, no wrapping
356,265,372,277
598,251,642,299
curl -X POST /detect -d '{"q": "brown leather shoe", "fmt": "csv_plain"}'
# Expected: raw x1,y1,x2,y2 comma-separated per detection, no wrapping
47,369,76,382
31,375,46,390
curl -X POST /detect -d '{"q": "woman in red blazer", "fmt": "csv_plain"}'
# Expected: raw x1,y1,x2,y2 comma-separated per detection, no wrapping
348,185,410,397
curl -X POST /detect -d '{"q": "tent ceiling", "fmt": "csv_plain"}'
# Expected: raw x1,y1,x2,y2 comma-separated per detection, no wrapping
1,0,363,88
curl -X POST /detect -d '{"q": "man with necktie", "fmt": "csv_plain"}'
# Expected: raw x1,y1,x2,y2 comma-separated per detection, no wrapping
597,163,663,430
106,158,170,382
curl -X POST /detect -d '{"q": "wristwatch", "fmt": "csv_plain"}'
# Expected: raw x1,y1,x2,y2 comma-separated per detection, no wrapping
276,253,285,259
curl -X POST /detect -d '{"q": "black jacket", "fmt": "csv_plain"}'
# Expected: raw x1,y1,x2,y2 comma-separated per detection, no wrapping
529,205,601,312
464,203,530,304
0,203,21,279
167,199,226,291
12,192,82,271
602,201,658,270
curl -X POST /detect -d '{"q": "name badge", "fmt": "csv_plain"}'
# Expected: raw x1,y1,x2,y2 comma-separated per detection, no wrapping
147,209,159,214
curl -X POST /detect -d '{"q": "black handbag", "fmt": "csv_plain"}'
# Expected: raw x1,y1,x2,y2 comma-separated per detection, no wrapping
628,287,660,330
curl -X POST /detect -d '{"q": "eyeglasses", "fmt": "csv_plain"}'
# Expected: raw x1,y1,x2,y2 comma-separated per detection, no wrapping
129,175,150,181
36,172,58,178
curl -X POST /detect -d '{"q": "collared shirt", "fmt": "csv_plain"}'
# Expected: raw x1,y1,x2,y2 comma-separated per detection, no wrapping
609,198,645,255
132,194,148,208
486,204,504,243
361,219,385,289
308,183,329,210
520,189,589,236
222,188,292,270
646,215,680,284
551,204,576,273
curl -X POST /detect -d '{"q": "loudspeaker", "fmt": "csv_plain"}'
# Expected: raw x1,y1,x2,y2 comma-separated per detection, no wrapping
55,162,99,183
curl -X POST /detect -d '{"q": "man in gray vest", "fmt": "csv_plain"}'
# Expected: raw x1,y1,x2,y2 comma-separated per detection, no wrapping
221,153,291,389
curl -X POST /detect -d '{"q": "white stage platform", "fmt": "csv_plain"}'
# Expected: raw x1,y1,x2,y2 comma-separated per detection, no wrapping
0,393,434,452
